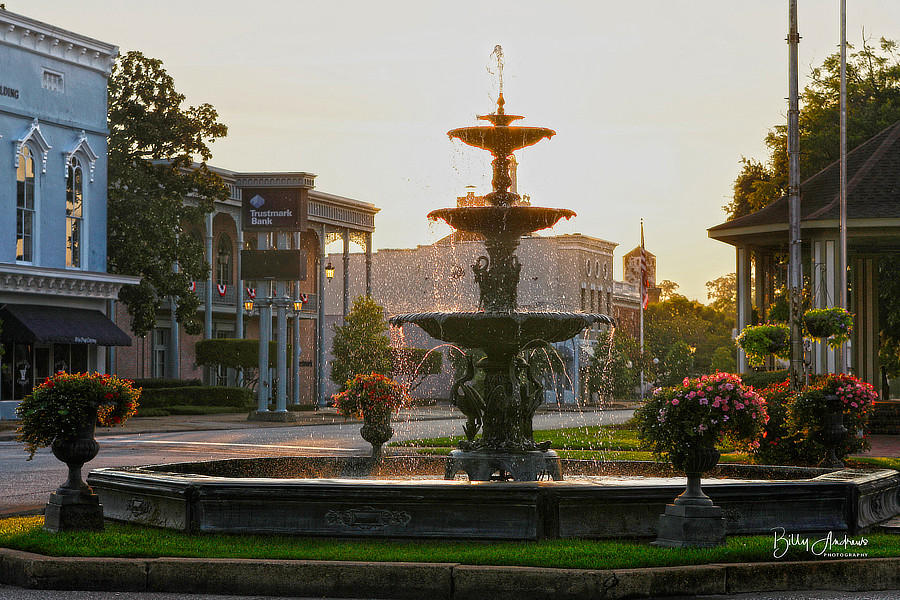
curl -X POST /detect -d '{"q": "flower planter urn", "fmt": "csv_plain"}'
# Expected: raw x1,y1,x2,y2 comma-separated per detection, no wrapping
653,447,726,548
360,408,394,459
44,415,105,532
818,402,848,468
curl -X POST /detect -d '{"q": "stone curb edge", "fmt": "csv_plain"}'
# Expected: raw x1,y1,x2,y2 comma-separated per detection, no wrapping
2,548,899,599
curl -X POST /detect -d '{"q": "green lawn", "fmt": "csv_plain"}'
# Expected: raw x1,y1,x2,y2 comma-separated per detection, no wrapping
1,516,896,569
394,425,900,471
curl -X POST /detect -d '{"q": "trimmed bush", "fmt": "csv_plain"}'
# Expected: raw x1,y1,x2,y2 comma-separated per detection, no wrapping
740,369,789,390
138,386,253,410
195,339,290,369
130,378,202,389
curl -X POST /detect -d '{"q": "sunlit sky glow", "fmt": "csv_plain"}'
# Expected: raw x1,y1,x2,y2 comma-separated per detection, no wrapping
19,1,900,300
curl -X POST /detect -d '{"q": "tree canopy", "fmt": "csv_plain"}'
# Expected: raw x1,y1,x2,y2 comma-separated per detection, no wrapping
107,51,229,336
724,37,900,221
329,296,393,390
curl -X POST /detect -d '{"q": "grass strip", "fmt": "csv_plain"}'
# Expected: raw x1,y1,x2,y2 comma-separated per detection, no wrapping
1,517,896,569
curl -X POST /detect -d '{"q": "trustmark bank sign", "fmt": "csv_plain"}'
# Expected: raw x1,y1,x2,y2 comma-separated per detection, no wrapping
242,188,307,231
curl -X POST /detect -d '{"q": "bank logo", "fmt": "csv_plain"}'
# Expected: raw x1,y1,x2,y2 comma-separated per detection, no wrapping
250,194,265,209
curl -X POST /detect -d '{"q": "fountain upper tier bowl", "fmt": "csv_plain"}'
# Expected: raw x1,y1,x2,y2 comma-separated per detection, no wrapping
428,206,575,239
390,311,613,356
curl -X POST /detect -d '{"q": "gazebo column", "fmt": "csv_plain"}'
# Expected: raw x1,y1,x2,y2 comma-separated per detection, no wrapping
736,245,752,373
852,255,880,391
810,238,840,374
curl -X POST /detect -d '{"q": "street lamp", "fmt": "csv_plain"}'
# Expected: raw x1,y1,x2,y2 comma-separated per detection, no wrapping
324,261,335,280
243,299,255,313
292,299,304,313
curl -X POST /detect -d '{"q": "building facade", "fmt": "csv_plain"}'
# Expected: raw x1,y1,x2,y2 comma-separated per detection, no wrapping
0,11,138,419
113,167,378,407
322,232,642,402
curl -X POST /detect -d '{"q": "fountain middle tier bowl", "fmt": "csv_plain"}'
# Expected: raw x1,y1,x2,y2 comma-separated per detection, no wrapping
390,311,613,355
427,206,575,239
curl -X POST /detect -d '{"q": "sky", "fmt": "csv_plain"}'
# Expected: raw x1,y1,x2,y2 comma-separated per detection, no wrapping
17,1,900,301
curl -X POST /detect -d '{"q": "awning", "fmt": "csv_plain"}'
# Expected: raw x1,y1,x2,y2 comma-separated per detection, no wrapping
0,304,132,346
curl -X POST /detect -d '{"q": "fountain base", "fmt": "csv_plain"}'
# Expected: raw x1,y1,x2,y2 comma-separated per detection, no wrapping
444,449,562,481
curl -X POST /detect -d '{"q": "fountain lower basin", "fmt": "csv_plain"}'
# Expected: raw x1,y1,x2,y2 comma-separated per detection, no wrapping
87,458,900,540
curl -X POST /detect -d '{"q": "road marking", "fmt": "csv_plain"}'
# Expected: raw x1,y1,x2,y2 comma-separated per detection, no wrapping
103,439,357,452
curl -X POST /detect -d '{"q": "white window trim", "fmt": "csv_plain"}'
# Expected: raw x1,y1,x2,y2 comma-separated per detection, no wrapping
16,142,41,265
63,130,98,182
13,118,51,173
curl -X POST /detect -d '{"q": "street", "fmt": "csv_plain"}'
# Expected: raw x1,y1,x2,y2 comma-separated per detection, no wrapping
0,407,633,515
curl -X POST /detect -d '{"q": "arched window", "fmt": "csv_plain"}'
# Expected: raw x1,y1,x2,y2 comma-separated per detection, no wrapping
16,146,36,262
216,234,233,286
66,157,84,268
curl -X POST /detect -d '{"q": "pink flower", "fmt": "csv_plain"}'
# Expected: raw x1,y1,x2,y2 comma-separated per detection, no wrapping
699,398,709,405
671,398,680,406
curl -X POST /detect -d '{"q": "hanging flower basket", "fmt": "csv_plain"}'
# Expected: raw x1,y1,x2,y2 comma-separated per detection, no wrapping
803,308,853,348
736,323,791,366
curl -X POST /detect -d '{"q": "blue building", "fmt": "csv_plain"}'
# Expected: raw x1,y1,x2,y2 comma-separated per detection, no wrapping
0,10,138,418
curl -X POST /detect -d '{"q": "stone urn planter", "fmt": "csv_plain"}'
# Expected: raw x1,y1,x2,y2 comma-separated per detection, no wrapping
15,372,140,532
332,373,406,461
818,403,848,468
654,447,726,548
45,413,104,532
360,407,394,459
633,373,769,549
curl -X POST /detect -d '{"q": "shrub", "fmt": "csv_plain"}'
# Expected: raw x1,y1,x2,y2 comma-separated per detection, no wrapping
330,296,392,391
789,374,875,459
138,386,253,410
130,378,202,389
737,323,790,366
752,382,821,465
392,347,443,393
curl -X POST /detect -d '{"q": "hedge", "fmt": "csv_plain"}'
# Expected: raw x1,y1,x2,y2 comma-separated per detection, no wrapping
130,378,202,389
195,338,291,369
138,386,254,410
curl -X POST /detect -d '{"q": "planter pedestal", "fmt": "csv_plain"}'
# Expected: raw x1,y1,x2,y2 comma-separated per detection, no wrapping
44,421,104,532
653,447,725,548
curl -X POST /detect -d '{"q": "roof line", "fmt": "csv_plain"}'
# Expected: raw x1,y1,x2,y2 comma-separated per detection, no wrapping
806,122,900,220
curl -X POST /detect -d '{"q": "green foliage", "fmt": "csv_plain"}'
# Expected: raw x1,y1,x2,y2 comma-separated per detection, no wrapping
710,346,736,374
705,273,737,316
16,373,141,459
586,330,644,400
739,369,789,389
788,374,876,458
633,373,768,469
138,386,252,410
332,373,405,418
661,341,694,387
195,338,290,389
736,324,790,367
130,378,202,389
107,51,229,337
644,295,735,379
751,382,822,465
330,296,392,390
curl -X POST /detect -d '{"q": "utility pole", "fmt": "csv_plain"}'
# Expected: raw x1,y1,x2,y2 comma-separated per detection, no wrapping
787,0,804,390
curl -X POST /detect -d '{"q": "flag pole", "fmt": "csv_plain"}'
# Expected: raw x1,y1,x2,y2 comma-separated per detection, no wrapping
640,219,647,400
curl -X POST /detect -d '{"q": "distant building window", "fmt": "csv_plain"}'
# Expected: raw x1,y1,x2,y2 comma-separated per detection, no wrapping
66,158,84,268
42,69,64,92
154,328,169,378
16,146,36,262
216,234,233,285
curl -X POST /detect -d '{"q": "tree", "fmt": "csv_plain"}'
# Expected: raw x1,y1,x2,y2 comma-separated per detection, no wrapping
725,37,900,221
656,279,680,301
705,273,737,316
644,296,735,377
586,329,645,400
107,51,229,336
330,296,393,390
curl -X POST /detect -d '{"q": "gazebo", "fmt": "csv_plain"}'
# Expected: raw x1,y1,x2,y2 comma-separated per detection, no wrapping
708,120,900,393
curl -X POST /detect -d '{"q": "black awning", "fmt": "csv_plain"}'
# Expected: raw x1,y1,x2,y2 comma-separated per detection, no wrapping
0,304,132,346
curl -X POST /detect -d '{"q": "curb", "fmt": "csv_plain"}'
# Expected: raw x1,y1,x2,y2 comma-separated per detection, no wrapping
2,548,899,599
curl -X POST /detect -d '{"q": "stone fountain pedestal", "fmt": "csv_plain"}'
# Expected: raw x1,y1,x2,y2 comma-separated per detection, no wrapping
444,449,562,481
652,503,726,548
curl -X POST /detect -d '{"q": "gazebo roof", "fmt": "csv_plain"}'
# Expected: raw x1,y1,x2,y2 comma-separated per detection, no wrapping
708,120,900,250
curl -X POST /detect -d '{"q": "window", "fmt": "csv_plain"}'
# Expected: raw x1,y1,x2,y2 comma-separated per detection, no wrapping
16,146,36,262
216,234,233,285
154,328,169,378
66,157,84,268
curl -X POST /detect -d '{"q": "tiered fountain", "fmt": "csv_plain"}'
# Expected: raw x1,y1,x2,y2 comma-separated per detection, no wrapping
391,93,612,481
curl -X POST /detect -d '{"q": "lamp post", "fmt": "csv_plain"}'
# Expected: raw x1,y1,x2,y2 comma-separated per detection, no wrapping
325,262,335,280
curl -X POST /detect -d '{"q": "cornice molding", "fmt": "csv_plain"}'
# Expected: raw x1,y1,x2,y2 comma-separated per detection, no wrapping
233,172,316,189
0,264,141,300
0,10,118,75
